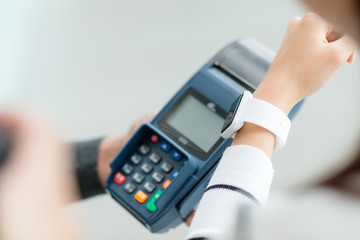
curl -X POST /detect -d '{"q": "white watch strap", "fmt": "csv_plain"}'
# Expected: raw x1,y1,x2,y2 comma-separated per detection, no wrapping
241,93,291,150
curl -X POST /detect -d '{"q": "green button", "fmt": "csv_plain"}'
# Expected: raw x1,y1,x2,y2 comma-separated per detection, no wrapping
146,190,163,213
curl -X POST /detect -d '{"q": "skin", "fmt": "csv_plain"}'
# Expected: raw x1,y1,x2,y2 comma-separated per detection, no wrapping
0,113,80,240
96,13,358,226
1,2,360,239
233,13,358,157
302,0,360,41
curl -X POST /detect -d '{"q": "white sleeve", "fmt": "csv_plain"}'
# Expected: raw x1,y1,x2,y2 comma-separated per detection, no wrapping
186,145,274,240
249,189,360,240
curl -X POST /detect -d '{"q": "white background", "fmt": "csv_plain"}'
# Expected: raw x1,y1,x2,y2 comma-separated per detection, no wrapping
1,0,360,239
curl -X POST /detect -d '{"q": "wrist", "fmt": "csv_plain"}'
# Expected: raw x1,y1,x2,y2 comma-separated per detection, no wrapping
254,71,302,115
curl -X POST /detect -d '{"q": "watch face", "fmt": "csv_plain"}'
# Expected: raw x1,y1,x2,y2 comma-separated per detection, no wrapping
221,93,243,134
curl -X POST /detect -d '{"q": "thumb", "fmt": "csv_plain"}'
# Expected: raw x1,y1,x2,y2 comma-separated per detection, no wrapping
329,35,359,63
347,52,356,63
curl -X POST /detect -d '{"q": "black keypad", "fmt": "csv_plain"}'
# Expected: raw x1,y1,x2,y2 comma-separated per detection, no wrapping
141,163,153,174
116,132,187,210
139,144,151,155
144,181,156,193
124,182,136,193
131,154,142,165
149,153,162,164
133,172,145,184
122,164,134,175
152,171,164,183
161,162,173,173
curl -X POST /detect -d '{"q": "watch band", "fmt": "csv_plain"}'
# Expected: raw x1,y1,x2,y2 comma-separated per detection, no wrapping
241,92,291,150
221,91,291,151
213,38,292,150
211,38,275,91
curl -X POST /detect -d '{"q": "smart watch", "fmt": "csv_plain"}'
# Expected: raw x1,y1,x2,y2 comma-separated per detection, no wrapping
221,91,291,150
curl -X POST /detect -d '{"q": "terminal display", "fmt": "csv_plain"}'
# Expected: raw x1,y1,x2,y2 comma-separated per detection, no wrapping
159,89,226,159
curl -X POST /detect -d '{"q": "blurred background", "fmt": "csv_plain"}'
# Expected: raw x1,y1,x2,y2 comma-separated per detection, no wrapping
1,0,360,239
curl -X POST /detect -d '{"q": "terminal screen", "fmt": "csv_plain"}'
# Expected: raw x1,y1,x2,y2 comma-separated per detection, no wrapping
159,89,227,159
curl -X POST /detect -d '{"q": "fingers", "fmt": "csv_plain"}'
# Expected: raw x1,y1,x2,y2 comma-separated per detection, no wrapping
347,52,356,63
287,16,301,29
329,35,359,64
300,13,332,34
327,31,343,43
185,210,196,226
287,13,334,44
294,13,358,65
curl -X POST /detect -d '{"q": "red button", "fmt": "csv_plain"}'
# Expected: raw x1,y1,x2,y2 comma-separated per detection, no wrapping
114,172,126,185
151,134,159,143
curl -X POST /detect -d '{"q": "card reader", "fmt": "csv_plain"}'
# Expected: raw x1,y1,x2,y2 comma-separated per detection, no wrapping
106,38,303,233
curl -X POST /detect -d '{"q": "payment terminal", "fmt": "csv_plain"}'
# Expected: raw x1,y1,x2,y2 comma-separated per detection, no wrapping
106,38,303,233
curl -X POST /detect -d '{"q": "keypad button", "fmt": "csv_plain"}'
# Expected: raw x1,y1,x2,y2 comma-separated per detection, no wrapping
131,154,142,165
171,150,183,161
114,172,126,185
122,164,134,175
135,190,148,204
149,153,162,164
141,163,153,174
161,162,173,173
144,181,156,193
150,134,159,143
152,171,164,183
146,190,163,212
133,172,145,184
139,144,151,155
124,182,136,194
163,179,171,189
160,141,172,153
172,170,180,179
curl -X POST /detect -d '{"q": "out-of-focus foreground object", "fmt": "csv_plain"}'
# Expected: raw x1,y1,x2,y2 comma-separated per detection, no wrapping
0,129,10,168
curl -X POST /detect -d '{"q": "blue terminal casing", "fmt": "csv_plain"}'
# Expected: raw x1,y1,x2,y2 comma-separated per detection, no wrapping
106,38,303,233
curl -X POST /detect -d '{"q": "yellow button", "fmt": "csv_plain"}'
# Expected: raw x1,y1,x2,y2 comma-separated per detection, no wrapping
163,180,171,189
135,190,148,203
